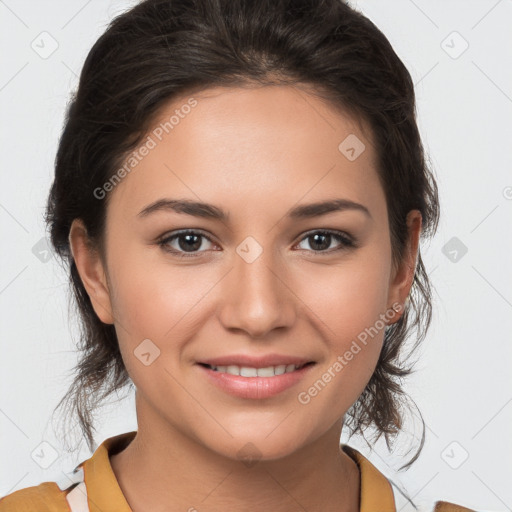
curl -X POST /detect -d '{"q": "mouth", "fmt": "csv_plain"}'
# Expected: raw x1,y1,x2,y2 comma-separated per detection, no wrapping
195,357,317,399
197,361,315,377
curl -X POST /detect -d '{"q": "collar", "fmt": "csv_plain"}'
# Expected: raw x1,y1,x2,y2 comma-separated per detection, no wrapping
81,431,396,512
342,443,396,511
81,431,134,512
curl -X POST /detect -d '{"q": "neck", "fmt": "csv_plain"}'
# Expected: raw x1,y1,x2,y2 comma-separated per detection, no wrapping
110,401,360,512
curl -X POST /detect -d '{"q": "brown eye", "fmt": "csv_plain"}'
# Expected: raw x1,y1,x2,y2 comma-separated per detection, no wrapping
158,230,216,257
296,230,356,254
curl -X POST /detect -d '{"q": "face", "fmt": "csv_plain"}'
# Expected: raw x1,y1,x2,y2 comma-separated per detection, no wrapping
71,84,420,461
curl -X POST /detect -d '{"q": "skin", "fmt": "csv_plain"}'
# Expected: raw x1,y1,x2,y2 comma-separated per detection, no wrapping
69,84,422,512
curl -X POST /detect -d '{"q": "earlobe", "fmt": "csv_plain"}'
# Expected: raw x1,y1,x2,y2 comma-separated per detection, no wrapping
68,219,115,325
386,210,422,324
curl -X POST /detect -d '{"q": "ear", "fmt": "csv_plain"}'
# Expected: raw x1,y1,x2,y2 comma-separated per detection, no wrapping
386,210,422,324
68,218,114,324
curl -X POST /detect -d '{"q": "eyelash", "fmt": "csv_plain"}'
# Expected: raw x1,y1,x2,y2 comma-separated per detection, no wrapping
156,229,357,259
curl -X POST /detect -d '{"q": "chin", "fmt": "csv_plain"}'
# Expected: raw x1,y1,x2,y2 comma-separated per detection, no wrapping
205,429,309,465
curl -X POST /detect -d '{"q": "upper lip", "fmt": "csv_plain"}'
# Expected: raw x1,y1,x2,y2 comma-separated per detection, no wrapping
198,354,314,368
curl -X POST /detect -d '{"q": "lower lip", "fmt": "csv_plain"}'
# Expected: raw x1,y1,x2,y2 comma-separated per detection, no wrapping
197,364,315,400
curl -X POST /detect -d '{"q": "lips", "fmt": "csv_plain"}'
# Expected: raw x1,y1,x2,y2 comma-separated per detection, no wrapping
196,359,315,400
197,354,313,368
195,354,316,399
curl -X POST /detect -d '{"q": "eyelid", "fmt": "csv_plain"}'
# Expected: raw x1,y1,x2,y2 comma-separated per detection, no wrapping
293,229,356,253
157,228,356,257
295,228,354,245
157,229,218,255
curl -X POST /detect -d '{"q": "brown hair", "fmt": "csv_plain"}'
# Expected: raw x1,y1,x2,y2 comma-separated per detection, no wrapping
46,0,439,474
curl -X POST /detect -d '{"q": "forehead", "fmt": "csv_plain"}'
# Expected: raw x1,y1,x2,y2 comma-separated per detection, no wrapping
107,84,385,223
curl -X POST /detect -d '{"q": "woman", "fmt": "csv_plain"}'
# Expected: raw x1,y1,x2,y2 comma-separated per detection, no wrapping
0,0,476,510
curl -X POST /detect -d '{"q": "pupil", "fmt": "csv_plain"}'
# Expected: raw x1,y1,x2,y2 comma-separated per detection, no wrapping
311,233,330,251
179,234,201,252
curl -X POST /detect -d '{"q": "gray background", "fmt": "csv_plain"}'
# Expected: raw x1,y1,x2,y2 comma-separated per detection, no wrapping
0,0,511,510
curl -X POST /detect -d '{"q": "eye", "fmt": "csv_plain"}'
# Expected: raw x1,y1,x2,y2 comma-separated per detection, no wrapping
157,230,217,258
157,228,357,258
295,230,356,254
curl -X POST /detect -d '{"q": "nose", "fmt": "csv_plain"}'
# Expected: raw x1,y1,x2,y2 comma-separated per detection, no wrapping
218,246,296,338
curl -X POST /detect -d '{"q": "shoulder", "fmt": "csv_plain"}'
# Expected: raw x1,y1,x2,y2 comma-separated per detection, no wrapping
0,481,71,512
433,501,477,512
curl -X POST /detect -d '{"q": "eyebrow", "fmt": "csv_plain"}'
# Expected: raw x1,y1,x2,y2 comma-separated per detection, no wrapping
137,198,372,221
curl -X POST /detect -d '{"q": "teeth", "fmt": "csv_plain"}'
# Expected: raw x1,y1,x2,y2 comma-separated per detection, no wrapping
257,367,275,377
208,364,304,377
274,365,286,375
240,367,258,377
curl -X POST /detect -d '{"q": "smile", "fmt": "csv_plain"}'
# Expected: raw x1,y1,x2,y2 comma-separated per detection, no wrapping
196,361,316,399
201,362,312,377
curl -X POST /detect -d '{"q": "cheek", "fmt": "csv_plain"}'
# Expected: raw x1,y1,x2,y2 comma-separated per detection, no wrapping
107,261,202,391
294,252,391,394
295,267,388,427
106,252,224,389
107,244,207,335
299,254,391,340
